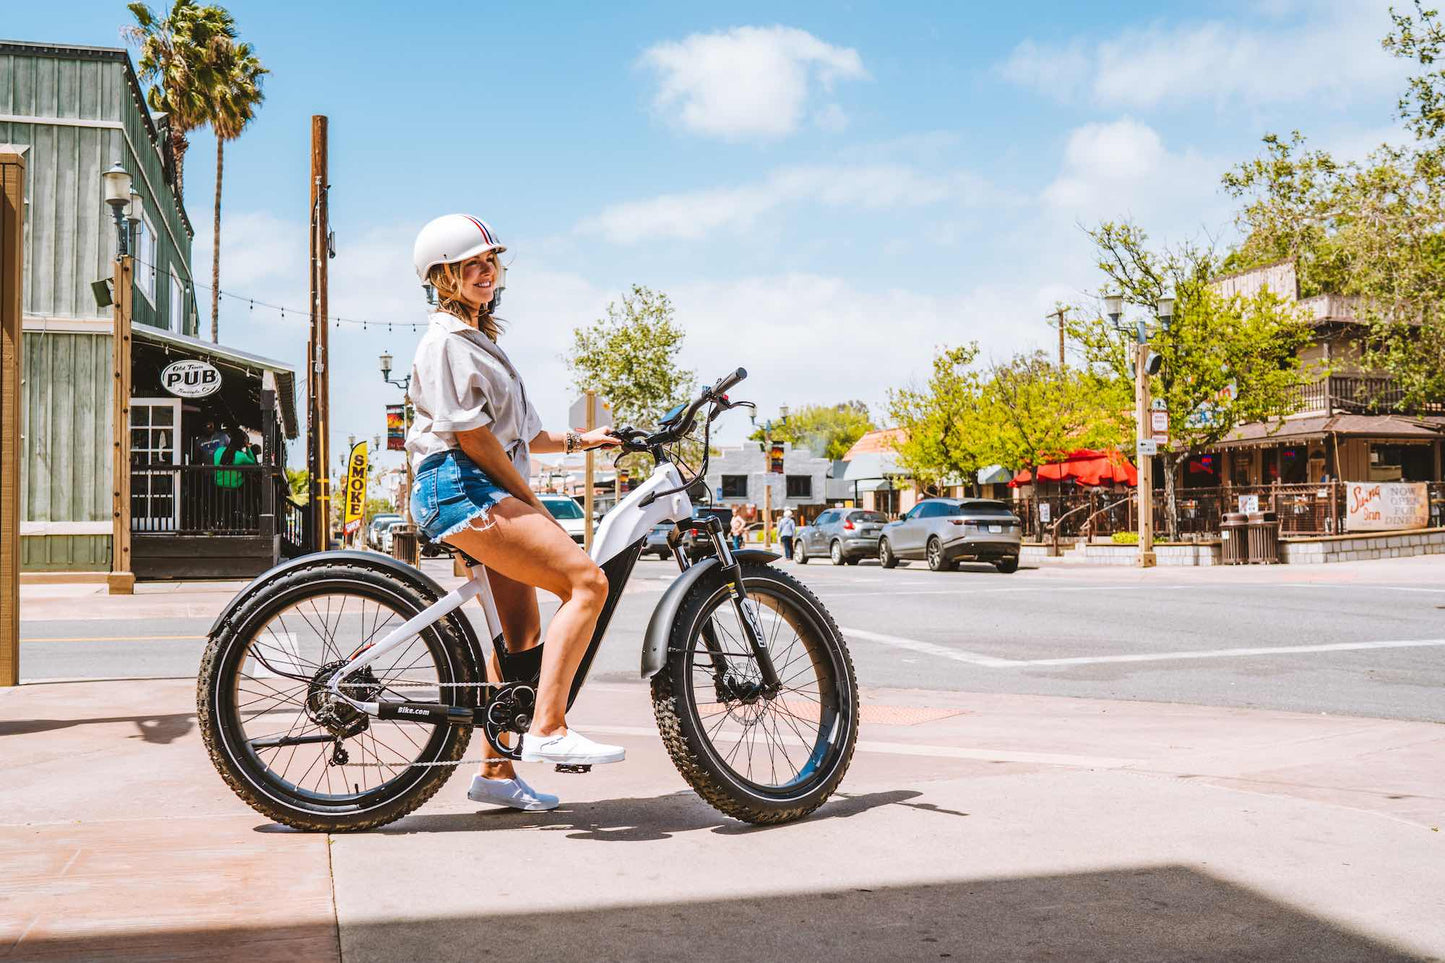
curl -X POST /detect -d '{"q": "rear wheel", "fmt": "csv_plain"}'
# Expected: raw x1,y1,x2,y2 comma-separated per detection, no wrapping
927,537,954,572
652,563,859,824
199,562,477,832
995,556,1020,574
830,541,845,566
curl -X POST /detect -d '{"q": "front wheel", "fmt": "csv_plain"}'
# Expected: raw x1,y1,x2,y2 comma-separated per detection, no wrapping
651,563,859,824
995,556,1020,574
794,539,809,564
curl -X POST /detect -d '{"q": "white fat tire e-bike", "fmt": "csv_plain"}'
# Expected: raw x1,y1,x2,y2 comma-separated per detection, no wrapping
198,369,859,832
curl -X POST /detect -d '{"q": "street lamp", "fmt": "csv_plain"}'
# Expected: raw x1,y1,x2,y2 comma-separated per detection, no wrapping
1103,292,1123,326
1155,293,1175,333
750,406,790,548
125,188,142,255
101,162,132,257
379,351,414,532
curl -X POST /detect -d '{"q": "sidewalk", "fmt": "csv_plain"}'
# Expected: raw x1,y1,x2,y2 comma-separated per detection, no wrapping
2,677,1441,962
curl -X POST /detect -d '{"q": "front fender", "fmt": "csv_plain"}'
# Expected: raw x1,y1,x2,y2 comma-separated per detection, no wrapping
640,549,780,679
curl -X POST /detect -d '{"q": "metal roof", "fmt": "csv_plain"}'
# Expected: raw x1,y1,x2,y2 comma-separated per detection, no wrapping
131,325,298,438
1217,413,1445,448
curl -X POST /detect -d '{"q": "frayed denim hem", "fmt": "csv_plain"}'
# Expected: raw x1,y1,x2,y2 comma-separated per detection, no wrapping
433,491,511,541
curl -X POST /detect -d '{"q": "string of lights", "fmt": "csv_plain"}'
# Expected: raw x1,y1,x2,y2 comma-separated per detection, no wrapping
130,255,431,331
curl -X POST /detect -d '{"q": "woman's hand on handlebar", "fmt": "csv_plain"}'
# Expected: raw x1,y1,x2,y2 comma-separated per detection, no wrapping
580,427,621,451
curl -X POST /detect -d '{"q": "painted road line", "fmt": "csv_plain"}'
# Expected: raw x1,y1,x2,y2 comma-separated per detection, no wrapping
581,724,1139,769
1020,637,1445,666
19,634,206,644
841,627,1021,667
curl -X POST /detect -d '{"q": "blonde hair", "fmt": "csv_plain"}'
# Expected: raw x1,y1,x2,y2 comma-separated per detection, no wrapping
429,254,504,341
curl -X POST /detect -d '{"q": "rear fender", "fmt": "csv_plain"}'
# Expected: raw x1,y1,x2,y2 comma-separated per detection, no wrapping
207,550,488,676
640,549,780,679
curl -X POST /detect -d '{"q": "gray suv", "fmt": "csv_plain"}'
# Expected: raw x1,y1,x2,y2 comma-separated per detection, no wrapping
879,498,1022,573
794,508,889,565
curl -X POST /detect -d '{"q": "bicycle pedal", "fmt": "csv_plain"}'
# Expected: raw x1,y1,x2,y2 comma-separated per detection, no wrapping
554,764,592,774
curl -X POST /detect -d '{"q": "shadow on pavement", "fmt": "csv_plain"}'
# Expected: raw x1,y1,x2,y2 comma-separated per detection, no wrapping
9,865,1426,962
0,711,195,744
366,788,924,841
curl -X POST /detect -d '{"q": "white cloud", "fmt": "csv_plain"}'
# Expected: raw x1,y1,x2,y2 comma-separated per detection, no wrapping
640,26,868,140
576,163,990,243
1000,1,1405,110
1041,117,1225,228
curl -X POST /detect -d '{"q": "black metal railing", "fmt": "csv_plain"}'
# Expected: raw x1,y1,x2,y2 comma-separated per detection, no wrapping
279,486,306,557
131,463,272,536
1286,375,1445,416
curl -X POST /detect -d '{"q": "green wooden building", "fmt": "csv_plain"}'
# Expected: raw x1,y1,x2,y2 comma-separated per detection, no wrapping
1,40,301,578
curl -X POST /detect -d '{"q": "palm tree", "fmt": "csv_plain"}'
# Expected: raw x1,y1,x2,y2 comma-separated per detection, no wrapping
125,1,234,199
208,41,267,342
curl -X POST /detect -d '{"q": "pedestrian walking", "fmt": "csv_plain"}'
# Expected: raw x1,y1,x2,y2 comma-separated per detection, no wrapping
777,508,796,561
729,511,746,550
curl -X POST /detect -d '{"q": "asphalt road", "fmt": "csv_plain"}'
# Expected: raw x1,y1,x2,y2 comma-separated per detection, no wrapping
19,554,1445,722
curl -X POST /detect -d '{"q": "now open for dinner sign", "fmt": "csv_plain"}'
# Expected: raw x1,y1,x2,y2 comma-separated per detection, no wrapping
1345,482,1430,532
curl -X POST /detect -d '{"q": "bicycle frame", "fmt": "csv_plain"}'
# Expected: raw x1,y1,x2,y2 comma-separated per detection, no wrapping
327,459,697,716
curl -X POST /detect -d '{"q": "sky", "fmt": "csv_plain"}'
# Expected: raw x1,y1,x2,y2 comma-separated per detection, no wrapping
5,0,1418,475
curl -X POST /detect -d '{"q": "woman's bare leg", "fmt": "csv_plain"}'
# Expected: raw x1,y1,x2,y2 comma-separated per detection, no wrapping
443,497,608,740
475,568,540,781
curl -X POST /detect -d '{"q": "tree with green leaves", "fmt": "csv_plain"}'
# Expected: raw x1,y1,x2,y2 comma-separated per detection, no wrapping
978,351,1132,478
565,285,698,472
1221,2,1445,409
887,344,985,491
125,1,235,198
747,401,874,461
1067,222,1313,539
207,37,267,343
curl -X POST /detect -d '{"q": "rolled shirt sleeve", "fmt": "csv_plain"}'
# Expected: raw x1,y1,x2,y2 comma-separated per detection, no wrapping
428,337,496,433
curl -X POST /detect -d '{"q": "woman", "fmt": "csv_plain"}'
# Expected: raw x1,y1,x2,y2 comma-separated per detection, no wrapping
729,511,746,550
406,214,622,812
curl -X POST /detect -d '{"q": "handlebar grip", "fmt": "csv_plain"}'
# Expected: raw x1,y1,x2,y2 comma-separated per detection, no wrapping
713,367,747,396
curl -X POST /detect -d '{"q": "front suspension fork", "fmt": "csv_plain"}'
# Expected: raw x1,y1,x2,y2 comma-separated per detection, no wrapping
689,518,782,694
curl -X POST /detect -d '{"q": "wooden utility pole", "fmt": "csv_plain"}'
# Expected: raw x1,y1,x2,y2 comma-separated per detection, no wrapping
0,147,25,684
583,389,596,553
308,116,332,550
107,237,136,594
1135,342,1156,568
1052,306,1067,367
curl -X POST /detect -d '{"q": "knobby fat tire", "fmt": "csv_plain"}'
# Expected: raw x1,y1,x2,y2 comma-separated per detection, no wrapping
650,562,859,824
198,562,478,832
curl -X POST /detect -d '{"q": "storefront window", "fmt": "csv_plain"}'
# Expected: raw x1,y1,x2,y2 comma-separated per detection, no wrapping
1279,447,1306,484
720,474,747,498
1370,443,1433,482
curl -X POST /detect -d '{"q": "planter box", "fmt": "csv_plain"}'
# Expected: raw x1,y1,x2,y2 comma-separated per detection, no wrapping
1279,527,1445,565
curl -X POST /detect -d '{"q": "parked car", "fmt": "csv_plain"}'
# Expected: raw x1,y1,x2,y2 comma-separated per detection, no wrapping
879,498,1022,573
794,508,888,565
377,517,406,554
367,513,402,549
643,522,674,559
539,494,587,544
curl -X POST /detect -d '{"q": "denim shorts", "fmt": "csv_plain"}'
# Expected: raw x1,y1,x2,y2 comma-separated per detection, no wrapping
411,450,512,541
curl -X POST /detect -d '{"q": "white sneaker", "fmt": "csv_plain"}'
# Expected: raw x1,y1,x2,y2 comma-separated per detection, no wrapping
466,774,559,811
520,729,626,765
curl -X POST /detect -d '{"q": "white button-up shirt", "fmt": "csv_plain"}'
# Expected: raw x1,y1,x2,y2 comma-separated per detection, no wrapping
405,311,542,475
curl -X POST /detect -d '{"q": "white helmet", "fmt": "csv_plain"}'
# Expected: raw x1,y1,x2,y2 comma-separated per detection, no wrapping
412,213,506,282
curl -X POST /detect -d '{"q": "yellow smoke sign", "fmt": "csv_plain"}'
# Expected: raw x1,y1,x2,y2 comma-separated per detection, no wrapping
344,442,368,536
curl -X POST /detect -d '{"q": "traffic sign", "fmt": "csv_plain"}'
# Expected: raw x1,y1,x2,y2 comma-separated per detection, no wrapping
1137,439,1158,456
568,394,613,430
1151,398,1167,411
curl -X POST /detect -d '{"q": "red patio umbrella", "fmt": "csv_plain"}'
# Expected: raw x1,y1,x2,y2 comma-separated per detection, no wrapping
1008,449,1137,487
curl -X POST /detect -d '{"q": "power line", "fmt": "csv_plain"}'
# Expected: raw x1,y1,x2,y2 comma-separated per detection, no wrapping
131,254,430,331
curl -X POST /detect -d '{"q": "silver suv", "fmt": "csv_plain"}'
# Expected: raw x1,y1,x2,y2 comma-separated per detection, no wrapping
879,498,1022,573
794,508,889,565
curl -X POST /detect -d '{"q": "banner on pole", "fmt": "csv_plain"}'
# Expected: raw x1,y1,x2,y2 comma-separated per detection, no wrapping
343,442,368,537
386,405,408,451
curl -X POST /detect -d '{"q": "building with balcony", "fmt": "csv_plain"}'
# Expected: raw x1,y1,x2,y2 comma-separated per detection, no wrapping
2,40,302,579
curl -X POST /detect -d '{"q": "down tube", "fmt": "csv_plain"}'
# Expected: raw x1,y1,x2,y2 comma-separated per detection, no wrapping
566,539,645,710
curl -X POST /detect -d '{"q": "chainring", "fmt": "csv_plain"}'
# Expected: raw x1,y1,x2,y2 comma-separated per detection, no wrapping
481,682,537,760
